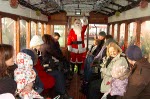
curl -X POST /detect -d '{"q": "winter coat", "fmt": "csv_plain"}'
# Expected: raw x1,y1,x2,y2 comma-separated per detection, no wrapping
34,59,55,89
14,52,43,99
100,53,128,93
117,58,150,99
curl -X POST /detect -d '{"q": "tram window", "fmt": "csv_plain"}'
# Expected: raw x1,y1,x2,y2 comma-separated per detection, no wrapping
114,24,118,41
54,25,65,47
140,21,150,57
128,22,137,46
2,18,15,46
20,20,27,50
38,22,42,36
88,24,107,48
109,25,112,35
31,21,36,38
119,23,125,46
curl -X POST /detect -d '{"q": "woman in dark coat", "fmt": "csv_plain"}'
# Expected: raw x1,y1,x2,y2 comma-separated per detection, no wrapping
0,44,17,95
118,45,150,99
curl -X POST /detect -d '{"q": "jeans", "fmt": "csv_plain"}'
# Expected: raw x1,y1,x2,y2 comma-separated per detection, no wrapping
84,55,94,81
48,70,66,94
87,79,103,99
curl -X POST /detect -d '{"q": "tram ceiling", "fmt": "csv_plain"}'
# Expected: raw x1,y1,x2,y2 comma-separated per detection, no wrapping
18,0,150,16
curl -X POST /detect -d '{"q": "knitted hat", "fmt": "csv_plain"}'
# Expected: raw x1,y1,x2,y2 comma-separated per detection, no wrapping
30,35,44,48
99,31,106,37
126,45,142,61
21,49,35,64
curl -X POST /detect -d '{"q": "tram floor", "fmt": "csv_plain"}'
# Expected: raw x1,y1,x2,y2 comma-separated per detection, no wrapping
67,73,86,99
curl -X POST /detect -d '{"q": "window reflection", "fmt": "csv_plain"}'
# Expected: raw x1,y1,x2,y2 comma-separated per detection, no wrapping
88,24,107,48
128,22,137,46
119,23,125,46
38,22,42,35
140,21,150,57
114,24,118,41
2,18,15,46
20,20,27,50
109,25,112,35
31,21,36,38
54,25,66,47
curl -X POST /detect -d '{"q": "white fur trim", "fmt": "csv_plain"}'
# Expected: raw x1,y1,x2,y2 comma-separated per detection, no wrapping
82,17,88,25
68,45,78,53
72,48,78,53
78,47,86,53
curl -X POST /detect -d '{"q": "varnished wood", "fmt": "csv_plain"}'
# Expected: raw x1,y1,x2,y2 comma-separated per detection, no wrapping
26,20,31,48
41,23,44,36
0,15,2,44
124,23,129,48
36,22,38,35
136,20,141,47
111,24,114,38
16,18,20,54
117,23,121,42
46,23,50,34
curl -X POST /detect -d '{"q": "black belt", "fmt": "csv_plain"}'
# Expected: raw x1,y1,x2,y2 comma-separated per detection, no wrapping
71,41,83,44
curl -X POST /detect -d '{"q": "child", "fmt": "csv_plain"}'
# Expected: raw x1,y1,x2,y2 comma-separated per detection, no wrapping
14,52,43,99
101,65,130,99
86,39,100,58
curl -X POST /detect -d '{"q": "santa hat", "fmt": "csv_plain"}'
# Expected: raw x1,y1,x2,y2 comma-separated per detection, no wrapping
30,35,44,48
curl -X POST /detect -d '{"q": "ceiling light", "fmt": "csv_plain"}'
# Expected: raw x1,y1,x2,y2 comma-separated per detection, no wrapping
75,9,81,15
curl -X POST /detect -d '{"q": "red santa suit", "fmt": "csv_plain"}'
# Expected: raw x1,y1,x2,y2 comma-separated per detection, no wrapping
67,17,88,63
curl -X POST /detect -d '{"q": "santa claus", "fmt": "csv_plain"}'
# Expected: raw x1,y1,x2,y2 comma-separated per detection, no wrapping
67,17,88,75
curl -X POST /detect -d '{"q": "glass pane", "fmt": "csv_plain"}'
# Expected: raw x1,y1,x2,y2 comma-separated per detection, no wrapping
31,21,36,38
2,18,15,46
119,23,125,46
54,25,66,47
44,23,46,34
140,21,150,57
114,24,118,41
109,25,112,35
128,22,137,46
38,22,42,35
20,20,27,50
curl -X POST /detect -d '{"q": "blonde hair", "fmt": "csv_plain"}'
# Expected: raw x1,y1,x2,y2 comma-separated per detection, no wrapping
107,42,122,57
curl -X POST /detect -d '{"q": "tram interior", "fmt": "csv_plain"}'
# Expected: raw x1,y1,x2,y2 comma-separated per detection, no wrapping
1,0,150,99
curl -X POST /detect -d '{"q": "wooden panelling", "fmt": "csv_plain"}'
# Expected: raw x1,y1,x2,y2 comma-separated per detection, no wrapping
124,23,129,48
16,18,20,54
49,12,67,24
41,23,44,36
0,15,2,43
26,21,31,48
112,24,114,37
117,23,121,42
136,21,141,46
46,23,51,34
89,11,108,24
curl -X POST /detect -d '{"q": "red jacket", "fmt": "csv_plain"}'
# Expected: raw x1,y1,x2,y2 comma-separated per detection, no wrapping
34,59,55,89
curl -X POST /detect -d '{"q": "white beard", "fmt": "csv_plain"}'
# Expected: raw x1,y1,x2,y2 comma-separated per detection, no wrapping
73,25,82,37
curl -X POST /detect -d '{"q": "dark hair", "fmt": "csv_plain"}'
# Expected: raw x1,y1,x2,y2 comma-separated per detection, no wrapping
42,34,54,44
54,32,60,37
0,44,14,78
105,35,113,40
